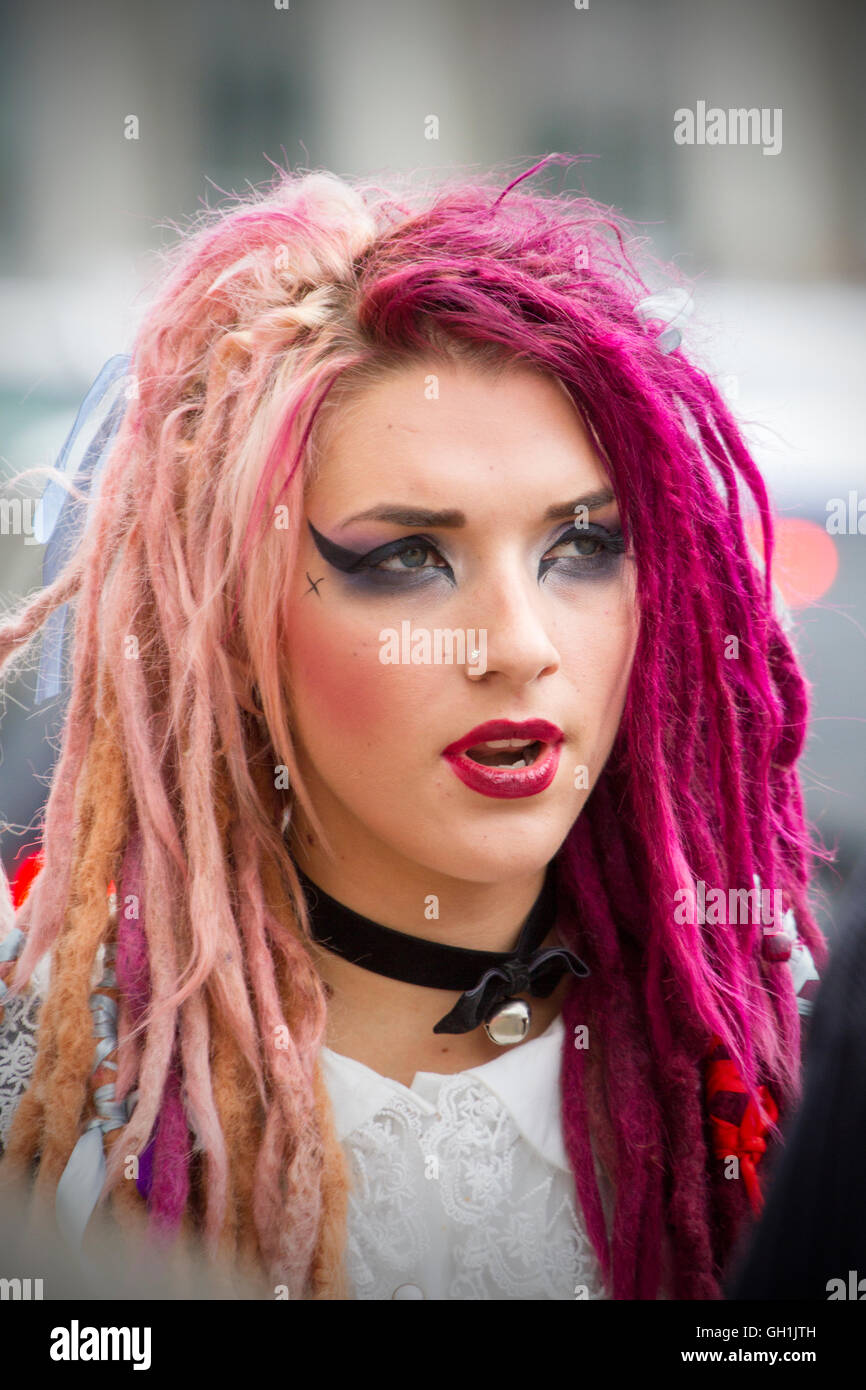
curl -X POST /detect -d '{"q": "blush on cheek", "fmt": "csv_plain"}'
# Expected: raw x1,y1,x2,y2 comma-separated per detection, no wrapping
289,628,389,739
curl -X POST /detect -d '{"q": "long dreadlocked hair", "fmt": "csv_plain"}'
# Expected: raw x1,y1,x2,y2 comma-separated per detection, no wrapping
0,153,830,1299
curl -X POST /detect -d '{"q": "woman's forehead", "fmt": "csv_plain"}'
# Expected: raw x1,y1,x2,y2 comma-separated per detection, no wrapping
306,359,610,515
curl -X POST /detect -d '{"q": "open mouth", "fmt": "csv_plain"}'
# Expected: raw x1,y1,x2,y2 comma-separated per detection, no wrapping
441,719,564,799
463,739,545,769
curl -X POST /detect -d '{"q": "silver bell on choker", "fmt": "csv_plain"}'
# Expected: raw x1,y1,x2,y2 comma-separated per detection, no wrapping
483,997,531,1045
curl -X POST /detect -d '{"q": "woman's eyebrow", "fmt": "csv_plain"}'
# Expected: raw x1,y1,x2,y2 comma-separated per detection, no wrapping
337,489,617,530
543,489,616,521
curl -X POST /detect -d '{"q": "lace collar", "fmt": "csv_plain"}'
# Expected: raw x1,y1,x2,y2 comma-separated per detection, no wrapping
319,1012,570,1172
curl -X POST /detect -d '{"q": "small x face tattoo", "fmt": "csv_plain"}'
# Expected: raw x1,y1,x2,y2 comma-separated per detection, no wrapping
304,572,325,598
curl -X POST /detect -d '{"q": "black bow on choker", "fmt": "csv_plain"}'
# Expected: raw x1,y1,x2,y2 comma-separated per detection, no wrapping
294,864,590,1045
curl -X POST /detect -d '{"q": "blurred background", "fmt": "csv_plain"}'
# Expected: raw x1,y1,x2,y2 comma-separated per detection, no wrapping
0,0,863,936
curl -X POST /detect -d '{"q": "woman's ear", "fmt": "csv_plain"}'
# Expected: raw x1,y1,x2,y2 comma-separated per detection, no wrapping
215,329,254,368
205,329,255,409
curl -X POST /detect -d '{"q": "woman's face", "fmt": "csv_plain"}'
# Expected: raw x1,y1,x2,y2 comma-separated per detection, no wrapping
282,358,639,885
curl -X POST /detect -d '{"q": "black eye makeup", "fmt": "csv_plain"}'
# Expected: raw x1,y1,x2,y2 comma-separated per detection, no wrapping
306,518,626,594
307,520,454,590
538,522,627,582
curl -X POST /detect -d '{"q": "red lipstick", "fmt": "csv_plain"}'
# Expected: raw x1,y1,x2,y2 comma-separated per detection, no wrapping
441,719,564,800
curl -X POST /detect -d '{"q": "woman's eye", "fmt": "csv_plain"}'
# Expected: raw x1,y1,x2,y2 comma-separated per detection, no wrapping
370,542,449,572
539,523,626,580
545,533,604,560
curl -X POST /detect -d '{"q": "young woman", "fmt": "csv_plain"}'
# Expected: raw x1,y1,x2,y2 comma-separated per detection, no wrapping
0,154,828,1300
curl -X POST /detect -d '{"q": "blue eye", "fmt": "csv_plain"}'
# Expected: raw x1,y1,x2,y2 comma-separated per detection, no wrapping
539,523,626,581
368,539,451,575
349,535,454,589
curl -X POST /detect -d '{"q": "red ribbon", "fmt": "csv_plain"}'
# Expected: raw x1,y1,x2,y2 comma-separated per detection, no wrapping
9,849,44,908
704,1032,779,1214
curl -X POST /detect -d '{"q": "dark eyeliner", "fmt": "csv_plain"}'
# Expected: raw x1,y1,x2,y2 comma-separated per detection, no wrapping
308,520,369,572
307,517,625,589
307,520,449,577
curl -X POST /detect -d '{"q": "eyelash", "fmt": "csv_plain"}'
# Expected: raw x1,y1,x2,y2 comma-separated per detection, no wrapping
350,523,626,587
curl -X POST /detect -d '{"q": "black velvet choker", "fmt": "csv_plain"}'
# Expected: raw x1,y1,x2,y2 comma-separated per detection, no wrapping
294,863,590,1047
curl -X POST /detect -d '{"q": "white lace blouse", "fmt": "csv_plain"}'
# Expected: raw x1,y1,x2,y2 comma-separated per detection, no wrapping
320,1013,611,1299
0,964,612,1301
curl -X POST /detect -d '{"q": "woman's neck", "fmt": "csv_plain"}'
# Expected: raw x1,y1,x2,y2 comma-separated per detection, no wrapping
291,838,549,955
312,939,572,1085
290,839,568,1084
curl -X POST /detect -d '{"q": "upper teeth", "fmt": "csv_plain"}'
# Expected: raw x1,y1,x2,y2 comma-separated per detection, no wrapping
474,738,535,750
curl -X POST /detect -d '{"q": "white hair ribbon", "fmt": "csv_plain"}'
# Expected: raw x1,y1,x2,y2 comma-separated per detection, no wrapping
634,288,694,354
33,354,133,705
55,948,133,1249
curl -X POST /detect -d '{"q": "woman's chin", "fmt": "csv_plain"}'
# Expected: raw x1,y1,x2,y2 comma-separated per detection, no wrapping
408,829,572,885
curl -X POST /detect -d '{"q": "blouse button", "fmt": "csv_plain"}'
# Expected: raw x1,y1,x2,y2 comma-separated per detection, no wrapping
392,1284,425,1299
